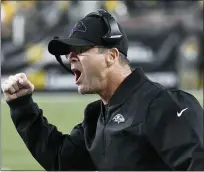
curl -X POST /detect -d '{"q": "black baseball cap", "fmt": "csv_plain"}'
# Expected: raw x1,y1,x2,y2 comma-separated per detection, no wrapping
48,11,128,56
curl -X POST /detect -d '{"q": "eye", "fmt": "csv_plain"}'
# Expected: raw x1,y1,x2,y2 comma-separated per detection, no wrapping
78,47,88,54
65,53,79,63
73,46,93,54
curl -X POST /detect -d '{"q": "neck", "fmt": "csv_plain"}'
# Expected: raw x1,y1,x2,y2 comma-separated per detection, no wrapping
98,67,132,105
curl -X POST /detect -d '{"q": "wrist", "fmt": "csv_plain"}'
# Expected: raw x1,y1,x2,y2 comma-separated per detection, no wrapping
7,93,34,109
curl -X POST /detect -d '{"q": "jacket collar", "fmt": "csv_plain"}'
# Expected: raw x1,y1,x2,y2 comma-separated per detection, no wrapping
85,68,146,120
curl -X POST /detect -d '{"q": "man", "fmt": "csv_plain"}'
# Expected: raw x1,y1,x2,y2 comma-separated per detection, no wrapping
2,10,204,171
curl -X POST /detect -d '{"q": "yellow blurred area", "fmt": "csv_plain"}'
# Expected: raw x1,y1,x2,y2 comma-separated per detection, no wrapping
16,1,36,9
57,1,70,12
26,43,45,64
27,70,46,89
1,1,17,24
104,1,120,12
1,1,37,24
182,41,199,59
185,43,199,53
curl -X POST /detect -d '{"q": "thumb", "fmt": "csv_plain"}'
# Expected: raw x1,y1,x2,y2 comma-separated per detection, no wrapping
16,73,33,89
18,78,26,86
16,73,27,80
18,77,32,88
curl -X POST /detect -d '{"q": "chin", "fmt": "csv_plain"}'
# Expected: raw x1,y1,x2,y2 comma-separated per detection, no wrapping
78,86,90,95
78,85,96,95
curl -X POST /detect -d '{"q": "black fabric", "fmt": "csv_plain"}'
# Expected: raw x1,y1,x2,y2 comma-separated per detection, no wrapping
8,95,95,171
7,93,33,109
7,68,204,170
102,104,109,121
144,89,204,170
104,104,109,112
48,12,128,56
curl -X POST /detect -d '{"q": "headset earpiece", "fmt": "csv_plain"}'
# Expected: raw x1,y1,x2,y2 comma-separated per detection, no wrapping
86,9,123,44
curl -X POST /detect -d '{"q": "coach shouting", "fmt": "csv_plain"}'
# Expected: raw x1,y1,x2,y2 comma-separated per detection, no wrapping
2,10,204,171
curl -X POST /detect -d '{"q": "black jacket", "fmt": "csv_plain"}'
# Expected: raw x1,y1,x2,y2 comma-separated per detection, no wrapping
7,68,204,171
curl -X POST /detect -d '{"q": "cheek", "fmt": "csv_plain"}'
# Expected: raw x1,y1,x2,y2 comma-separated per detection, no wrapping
81,56,106,75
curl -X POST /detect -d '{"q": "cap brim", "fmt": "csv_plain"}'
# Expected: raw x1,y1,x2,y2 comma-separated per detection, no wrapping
48,38,95,55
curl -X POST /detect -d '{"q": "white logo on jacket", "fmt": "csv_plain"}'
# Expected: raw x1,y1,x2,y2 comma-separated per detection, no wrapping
112,114,125,124
177,108,188,117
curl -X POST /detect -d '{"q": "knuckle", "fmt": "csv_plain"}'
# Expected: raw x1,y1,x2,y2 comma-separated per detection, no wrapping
2,83,15,94
8,75,14,80
6,87,13,93
12,82,18,88
19,73,27,78
8,84,13,89
9,85,15,91
16,73,23,76
8,79,17,86
9,89,15,94
8,76,17,84
3,79,9,85
15,73,25,80
15,73,21,77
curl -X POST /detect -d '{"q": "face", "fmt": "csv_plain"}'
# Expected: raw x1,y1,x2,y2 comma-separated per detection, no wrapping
66,46,108,94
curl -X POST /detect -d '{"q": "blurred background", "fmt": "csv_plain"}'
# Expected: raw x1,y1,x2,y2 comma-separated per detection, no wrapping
1,0,203,170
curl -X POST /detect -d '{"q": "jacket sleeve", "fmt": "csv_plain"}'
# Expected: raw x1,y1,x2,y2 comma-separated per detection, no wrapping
144,91,204,171
7,94,95,171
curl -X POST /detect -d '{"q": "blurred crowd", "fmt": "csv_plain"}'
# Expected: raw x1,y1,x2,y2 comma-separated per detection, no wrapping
1,1,203,40
1,0,203,90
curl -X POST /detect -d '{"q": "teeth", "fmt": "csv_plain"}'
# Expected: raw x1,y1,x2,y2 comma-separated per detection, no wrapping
71,68,82,82
73,70,81,82
72,68,81,73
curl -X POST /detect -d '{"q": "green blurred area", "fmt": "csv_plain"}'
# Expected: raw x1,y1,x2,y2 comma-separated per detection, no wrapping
1,93,99,170
1,91,203,170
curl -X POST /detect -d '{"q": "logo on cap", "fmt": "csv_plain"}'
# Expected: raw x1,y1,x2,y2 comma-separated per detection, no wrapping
69,21,87,37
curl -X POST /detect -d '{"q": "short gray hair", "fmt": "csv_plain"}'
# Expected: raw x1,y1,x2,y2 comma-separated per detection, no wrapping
97,47,130,66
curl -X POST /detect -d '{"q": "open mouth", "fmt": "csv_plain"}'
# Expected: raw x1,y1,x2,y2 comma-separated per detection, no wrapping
72,69,82,83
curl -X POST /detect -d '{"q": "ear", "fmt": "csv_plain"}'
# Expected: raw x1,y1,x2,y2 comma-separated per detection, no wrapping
105,48,119,67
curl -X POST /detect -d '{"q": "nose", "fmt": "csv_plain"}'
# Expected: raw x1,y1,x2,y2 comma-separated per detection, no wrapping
66,52,79,63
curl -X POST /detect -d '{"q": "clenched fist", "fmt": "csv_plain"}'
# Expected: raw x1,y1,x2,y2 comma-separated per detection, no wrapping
2,73,34,101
